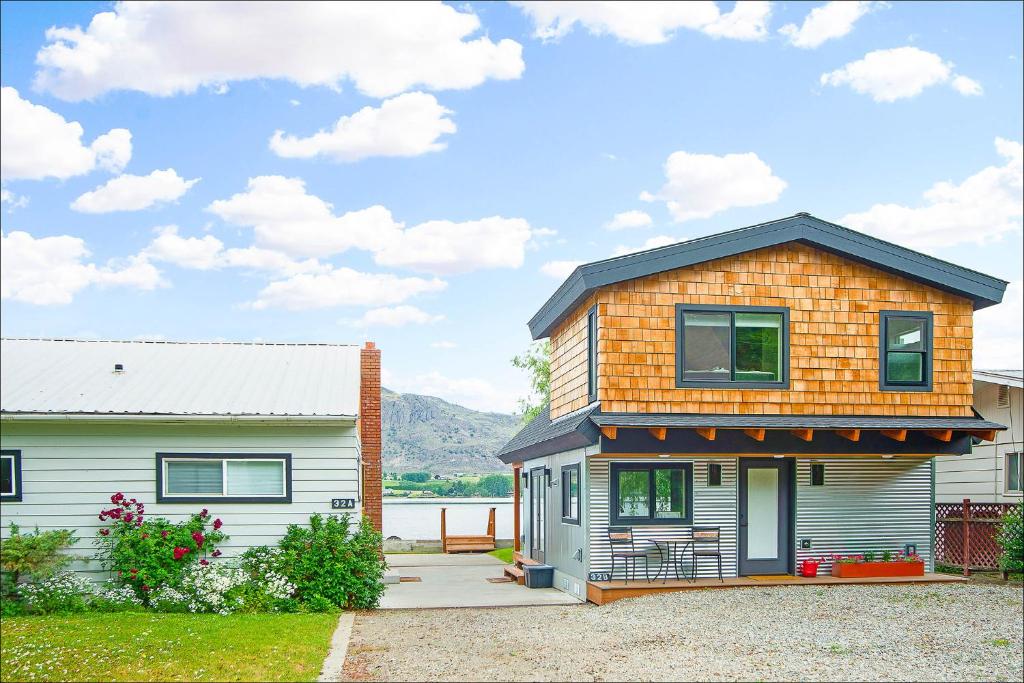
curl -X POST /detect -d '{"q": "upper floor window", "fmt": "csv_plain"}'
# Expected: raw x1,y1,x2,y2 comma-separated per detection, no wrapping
587,305,598,402
675,305,789,388
1,450,22,502
879,311,933,391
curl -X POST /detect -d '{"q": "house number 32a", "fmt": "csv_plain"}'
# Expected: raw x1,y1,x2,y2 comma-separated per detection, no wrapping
331,498,356,510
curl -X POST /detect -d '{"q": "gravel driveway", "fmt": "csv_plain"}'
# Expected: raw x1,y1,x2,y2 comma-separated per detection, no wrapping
341,583,1023,682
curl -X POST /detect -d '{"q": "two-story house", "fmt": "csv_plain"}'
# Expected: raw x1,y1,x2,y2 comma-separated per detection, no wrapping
496,213,1008,604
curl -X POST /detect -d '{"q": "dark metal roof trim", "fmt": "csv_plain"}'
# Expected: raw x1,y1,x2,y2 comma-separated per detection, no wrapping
591,413,1006,431
528,214,1009,339
496,403,601,464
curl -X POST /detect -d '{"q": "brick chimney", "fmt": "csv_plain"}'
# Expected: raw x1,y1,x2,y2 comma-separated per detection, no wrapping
359,341,382,532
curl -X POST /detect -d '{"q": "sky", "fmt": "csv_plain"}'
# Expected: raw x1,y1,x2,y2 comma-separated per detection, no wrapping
1,1,1022,414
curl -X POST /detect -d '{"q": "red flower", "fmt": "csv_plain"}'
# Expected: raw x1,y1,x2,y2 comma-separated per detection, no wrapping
124,513,134,523
173,546,190,560
212,549,222,557
200,559,209,566
141,584,151,592
192,531,205,549
200,508,209,518
99,528,110,536
111,492,124,504
161,530,169,538
213,518,223,530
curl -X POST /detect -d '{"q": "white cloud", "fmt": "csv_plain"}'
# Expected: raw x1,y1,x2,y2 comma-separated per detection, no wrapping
840,138,1022,249
71,169,200,213
270,92,456,162
0,86,131,181
1,189,29,210
34,2,524,101
248,267,446,310
143,225,326,276
605,209,653,231
779,1,885,49
388,370,521,413
820,47,982,102
515,1,770,45
355,305,444,327
540,260,584,279
208,176,536,275
431,340,458,349
642,149,787,222
611,235,680,257
0,230,162,305
974,280,1023,370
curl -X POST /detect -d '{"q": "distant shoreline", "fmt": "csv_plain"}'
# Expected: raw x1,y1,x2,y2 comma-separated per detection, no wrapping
383,497,513,505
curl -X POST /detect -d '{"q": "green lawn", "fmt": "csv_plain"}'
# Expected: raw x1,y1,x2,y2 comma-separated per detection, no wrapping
0,613,339,682
488,547,514,564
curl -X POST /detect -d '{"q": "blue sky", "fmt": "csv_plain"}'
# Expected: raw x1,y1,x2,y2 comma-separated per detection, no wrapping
2,1,1022,413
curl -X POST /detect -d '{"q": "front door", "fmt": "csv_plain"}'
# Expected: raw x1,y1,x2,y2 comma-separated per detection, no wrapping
739,458,793,575
529,467,546,562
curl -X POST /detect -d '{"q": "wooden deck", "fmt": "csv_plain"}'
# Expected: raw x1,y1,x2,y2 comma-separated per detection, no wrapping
587,572,966,605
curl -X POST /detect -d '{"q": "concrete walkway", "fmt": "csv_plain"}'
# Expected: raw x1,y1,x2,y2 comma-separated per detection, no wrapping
381,553,582,609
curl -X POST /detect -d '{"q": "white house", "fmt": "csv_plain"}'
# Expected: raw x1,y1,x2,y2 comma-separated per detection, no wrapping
935,370,1023,504
0,338,383,581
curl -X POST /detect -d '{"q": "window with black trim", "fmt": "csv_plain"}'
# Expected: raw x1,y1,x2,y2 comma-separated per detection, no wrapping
1,450,22,502
879,311,933,391
810,463,825,486
156,453,292,503
676,305,789,388
561,464,580,524
1006,453,1022,493
707,463,722,487
587,306,598,402
610,462,693,525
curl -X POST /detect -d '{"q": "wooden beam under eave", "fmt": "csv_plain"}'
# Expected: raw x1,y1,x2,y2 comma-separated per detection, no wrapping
648,427,667,441
695,427,717,441
836,429,861,443
967,429,997,442
880,429,907,442
791,428,814,442
600,426,618,440
924,429,953,443
743,428,766,442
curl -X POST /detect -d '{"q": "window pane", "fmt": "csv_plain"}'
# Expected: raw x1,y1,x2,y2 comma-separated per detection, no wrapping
683,312,731,381
735,313,782,382
1,457,13,495
654,468,685,519
887,352,923,382
1008,454,1021,492
166,460,223,494
569,470,579,518
616,470,649,517
887,318,925,351
227,460,284,495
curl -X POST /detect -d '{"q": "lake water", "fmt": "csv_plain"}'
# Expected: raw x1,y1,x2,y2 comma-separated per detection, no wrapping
383,498,514,540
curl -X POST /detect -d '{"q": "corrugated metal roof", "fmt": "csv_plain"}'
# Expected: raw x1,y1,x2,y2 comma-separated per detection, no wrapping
973,369,1024,389
1,338,361,417
591,413,1006,430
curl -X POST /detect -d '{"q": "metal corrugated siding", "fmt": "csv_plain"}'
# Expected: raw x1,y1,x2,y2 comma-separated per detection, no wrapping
795,457,934,572
1,338,360,416
588,458,739,579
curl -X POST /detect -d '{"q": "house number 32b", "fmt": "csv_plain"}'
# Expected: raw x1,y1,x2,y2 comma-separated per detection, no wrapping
331,498,356,510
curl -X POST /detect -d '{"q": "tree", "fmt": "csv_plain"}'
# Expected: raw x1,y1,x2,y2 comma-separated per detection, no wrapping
400,471,431,483
512,340,551,423
477,474,513,497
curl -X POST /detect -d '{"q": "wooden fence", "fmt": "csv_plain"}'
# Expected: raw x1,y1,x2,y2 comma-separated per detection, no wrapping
935,499,1016,574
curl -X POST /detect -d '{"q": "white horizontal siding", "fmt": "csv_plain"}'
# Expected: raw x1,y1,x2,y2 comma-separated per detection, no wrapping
0,422,360,581
588,458,738,580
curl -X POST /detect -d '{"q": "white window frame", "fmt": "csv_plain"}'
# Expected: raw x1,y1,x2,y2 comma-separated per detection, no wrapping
1006,452,1023,494
157,453,291,503
0,451,19,500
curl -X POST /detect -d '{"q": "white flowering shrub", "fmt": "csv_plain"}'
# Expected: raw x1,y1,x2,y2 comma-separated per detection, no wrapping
20,571,93,614
149,585,189,613
178,562,248,615
91,580,144,611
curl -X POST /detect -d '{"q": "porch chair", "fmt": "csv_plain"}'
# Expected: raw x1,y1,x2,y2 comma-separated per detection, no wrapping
691,526,724,582
607,526,656,584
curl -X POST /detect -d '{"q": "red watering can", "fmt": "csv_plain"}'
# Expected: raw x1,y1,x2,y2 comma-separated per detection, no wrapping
800,559,819,577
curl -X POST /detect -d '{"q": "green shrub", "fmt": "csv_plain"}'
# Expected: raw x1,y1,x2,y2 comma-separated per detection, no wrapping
277,513,386,610
0,523,77,589
1,598,24,617
19,571,91,614
94,492,226,595
997,503,1023,573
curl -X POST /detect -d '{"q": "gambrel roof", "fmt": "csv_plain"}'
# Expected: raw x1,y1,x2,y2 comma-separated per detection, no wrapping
528,213,1009,339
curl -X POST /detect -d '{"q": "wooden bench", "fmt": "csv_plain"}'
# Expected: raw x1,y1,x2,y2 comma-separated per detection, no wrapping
441,507,496,553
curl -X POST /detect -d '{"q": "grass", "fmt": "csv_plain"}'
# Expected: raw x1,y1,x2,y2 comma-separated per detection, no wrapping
0,612,339,682
488,547,514,564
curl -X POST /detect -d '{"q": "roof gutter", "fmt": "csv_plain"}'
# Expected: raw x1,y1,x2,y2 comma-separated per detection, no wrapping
0,413,358,426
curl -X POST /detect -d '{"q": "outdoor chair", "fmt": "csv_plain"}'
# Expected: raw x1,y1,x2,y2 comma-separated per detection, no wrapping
691,526,724,582
607,526,656,584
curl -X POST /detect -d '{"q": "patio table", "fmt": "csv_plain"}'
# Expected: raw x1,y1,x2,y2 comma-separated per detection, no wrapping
650,534,694,583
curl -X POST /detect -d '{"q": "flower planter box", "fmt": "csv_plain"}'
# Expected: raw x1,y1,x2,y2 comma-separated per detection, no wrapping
831,561,925,578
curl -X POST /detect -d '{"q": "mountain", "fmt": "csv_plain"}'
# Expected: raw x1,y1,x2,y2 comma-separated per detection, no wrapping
381,388,521,474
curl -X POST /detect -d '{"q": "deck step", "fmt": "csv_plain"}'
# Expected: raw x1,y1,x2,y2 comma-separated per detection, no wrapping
503,566,525,585
514,551,541,567
446,542,496,552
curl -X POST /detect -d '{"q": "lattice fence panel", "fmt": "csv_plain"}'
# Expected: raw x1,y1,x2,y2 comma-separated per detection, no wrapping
935,502,1016,570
